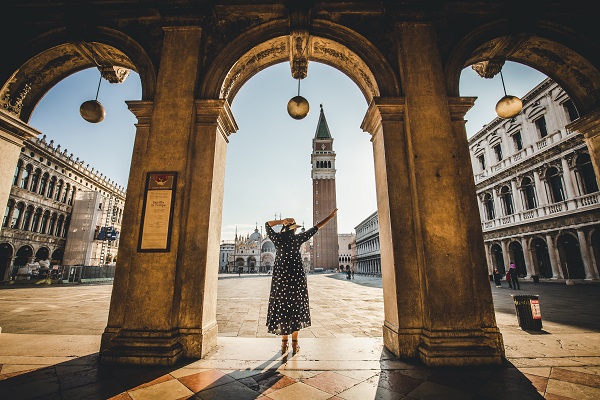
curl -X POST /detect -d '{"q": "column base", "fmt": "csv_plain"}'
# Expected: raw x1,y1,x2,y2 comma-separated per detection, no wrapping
383,321,421,358
179,322,218,358
100,328,183,366
417,328,504,367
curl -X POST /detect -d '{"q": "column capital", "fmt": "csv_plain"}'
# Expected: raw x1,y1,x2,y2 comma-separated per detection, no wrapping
447,97,477,120
126,101,154,127
194,99,238,141
360,97,406,136
568,107,600,139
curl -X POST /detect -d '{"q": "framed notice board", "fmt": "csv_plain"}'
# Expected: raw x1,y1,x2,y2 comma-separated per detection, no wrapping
138,172,177,252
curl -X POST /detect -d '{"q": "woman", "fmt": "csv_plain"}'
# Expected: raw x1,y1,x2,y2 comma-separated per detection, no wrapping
265,208,337,354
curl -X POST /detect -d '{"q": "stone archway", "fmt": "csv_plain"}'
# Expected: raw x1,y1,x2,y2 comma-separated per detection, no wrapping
490,243,505,274
508,241,527,277
531,237,553,279
557,233,586,279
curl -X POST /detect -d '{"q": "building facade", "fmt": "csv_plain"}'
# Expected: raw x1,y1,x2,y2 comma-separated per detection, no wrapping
311,105,339,271
470,78,600,280
0,135,126,280
337,233,355,271
223,226,276,273
354,211,381,276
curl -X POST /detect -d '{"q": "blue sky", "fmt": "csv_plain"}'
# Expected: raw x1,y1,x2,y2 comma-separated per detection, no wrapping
28,61,546,241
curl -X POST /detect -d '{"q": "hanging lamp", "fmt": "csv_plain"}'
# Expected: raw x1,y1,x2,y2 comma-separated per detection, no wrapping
287,78,310,120
80,67,106,123
495,69,522,119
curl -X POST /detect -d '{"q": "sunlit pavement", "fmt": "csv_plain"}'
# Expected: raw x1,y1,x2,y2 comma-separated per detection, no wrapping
1,274,599,399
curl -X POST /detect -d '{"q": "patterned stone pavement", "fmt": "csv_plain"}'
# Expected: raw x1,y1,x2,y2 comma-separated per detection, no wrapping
0,274,599,399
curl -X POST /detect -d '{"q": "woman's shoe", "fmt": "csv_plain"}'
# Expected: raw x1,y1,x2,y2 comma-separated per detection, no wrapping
292,340,300,354
281,339,289,354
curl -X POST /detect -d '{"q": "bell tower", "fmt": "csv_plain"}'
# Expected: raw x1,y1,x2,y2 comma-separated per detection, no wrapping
311,105,339,270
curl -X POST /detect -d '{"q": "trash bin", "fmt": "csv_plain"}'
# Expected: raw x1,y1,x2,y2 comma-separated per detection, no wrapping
512,295,542,331
532,275,540,283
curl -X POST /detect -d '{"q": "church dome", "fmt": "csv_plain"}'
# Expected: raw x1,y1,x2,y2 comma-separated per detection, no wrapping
249,228,261,242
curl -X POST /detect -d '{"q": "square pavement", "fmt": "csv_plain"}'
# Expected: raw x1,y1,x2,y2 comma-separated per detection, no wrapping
1,275,600,399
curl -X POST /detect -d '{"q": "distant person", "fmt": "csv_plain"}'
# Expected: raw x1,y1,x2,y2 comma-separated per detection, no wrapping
265,208,337,355
351,269,355,279
509,263,520,290
493,268,502,288
346,266,351,280
506,269,513,289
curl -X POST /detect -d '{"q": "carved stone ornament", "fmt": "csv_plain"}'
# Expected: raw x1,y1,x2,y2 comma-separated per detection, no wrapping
100,65,131,83
471,59,505,79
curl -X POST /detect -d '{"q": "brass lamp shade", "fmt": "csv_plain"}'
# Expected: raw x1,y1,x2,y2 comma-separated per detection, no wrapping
495,95,522,119
80,100,106,123
287,95,310,120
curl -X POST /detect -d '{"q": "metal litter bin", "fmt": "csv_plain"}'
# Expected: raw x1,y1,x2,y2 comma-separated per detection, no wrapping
512,295,542,331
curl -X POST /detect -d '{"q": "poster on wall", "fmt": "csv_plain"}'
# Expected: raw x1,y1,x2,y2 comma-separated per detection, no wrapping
138,172,177,252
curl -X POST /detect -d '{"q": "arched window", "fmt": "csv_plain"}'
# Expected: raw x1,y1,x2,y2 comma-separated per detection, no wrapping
56,215,65,237
10,203,24,229
40,210,50,234
20,165,32,189
521,177,537,210
2,200,13,227
55,180,64,201
68,187,76,205
575,154,599,195
39,172,49,196
47,176,57,199
21,205,33,231
62,216,71,237
547,167,565,203
12,161,22,186
31,208,42,233
30,168,41,192
500,186,514,215
62,183,70,203
483,193,495,220
49,213,57,236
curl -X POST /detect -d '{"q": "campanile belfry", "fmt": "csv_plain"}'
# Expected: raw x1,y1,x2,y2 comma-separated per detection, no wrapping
311,105,339,270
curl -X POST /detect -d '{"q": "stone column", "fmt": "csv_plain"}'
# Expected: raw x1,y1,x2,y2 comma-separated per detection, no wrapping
0,110,40,229
561,157,577,200
100,26,205,366
176,99,237,357
521,237,536,277
501,240,511,267
546,234,562,278
533,169,548,206
392,22,503,366
362,97,424,359
484,243,493,275
510,179,522,213
576,229,599,279
492,187,502,217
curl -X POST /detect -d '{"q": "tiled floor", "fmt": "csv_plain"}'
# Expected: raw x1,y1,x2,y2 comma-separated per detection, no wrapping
1,275,599,399
2,337,600,399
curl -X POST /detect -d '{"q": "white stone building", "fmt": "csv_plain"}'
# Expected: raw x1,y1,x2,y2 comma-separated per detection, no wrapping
0,135,126,280
470,78,600,280
338,233,355,271
354,211,381,275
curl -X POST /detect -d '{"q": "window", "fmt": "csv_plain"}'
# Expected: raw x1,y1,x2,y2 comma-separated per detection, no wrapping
483,193,495,220
10,203,23,228
20,165,31,189
535,116,548,138
2,201,12,227
12,162,21,186
500,186,513,215
563,100,579,122
547,167,565,202
493,144,503,162
477,154,486,171
575,154,599,194
512,131,523,151
521,177,537,210
39,173,49,196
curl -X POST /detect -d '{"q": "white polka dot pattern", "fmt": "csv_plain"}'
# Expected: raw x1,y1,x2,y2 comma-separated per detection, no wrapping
265,222,318,335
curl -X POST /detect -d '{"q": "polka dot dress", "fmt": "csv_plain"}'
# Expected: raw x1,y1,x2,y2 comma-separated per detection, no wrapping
265,222,318,335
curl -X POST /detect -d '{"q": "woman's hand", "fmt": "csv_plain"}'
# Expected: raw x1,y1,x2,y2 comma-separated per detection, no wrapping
316,208,337,229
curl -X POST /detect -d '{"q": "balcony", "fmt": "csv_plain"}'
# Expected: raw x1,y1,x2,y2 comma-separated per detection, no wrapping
481,191,600,232
474,128,575,184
